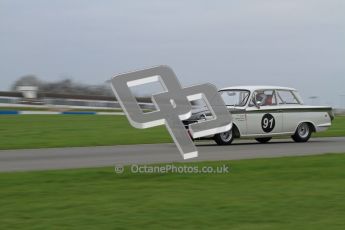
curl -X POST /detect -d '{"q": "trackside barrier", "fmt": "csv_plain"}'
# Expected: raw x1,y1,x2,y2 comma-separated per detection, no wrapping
0,110,19,115
0,110,125,115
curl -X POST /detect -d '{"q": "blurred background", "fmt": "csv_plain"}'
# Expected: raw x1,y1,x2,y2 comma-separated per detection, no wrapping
1,0,344,112
1,2,345,229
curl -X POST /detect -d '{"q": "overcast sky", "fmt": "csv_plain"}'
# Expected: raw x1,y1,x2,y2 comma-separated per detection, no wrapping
1,0,344,107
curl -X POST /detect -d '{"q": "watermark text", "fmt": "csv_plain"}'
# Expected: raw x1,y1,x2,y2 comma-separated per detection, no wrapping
114,164,230,174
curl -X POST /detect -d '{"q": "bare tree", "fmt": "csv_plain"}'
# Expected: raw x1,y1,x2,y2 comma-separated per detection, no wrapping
11,75,41,90
11,75,113,96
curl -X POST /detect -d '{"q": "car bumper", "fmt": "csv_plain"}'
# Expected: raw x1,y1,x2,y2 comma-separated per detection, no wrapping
316,123,332,132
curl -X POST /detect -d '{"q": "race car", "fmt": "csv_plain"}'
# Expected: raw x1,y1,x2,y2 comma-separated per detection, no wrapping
184,86,334,145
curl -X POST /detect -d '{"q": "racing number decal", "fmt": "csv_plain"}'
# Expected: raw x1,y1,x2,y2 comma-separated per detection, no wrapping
261,114,275,133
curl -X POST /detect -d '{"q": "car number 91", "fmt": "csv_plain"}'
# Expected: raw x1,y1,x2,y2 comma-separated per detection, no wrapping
261,114,275,133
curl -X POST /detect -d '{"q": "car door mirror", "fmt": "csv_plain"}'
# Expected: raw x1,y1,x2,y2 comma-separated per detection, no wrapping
256,101,262,109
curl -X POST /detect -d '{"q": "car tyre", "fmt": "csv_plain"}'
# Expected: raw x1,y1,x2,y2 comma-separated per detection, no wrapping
214,129,234,145
255,137,272,143
292,123,312,142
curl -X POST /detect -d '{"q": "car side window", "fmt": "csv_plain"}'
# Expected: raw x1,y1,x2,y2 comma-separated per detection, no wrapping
249,90,277,107
277,90,299,104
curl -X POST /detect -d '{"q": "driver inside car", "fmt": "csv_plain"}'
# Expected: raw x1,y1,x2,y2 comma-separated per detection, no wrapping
255,92,267,105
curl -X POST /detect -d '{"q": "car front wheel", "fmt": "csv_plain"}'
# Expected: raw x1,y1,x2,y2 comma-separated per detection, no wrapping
292,123,312,142
214,130,234,145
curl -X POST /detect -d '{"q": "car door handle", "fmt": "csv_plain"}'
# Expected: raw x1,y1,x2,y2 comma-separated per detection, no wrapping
278,109,283,112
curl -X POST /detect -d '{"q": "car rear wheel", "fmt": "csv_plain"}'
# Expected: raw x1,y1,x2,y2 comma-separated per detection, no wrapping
214,130,234,145
292,123,312,142
255,137,272,143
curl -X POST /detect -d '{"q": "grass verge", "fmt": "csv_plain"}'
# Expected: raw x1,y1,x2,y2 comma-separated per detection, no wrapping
0,115,171,149
0,115,344,150
0,153,344,229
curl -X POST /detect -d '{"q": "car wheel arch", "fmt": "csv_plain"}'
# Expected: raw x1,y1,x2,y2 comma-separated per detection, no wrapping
294,121,316,133
232,123,241,138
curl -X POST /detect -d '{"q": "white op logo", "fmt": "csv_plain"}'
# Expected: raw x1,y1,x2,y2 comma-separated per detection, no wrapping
110,65,232,159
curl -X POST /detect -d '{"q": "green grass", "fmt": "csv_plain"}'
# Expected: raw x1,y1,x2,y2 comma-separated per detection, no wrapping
1,153,345,229
0,115,171,150
0,115,344,150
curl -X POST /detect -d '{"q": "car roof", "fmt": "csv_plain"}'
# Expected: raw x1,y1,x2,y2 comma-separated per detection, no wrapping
219,85,297,92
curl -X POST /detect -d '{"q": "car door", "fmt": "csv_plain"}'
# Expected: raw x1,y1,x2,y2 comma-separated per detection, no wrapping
245,89,283,136
276,90,305,133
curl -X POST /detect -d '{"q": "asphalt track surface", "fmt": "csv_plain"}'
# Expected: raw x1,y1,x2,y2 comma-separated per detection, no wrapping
0,137,344,172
